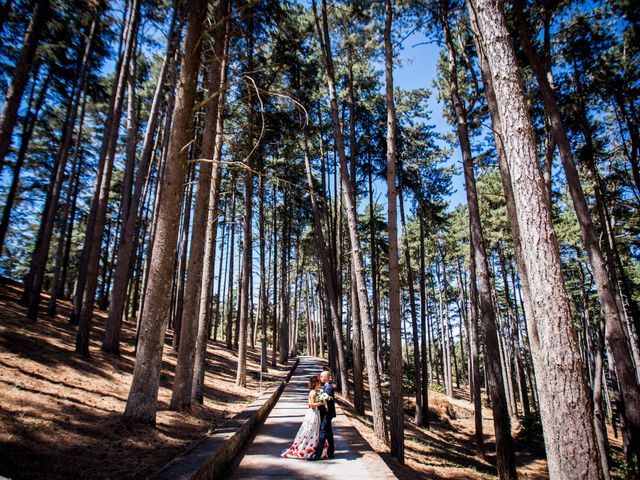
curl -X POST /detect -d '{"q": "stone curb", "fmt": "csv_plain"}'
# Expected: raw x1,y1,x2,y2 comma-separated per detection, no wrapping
146,357,300,480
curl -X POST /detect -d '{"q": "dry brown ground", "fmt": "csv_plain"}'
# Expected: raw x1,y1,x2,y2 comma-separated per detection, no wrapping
339,376,625,479
0,279,291,480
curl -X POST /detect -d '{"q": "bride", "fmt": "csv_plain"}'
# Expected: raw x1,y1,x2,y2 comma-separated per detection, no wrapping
281,375,329,460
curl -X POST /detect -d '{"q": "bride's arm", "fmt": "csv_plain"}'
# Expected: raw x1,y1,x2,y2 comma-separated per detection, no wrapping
308,390,326,407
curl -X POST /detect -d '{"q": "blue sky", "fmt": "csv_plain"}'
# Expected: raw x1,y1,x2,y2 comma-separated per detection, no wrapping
392,30,467,209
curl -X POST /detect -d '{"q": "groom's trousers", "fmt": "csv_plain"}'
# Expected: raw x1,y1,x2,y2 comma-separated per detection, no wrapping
312,414,334,458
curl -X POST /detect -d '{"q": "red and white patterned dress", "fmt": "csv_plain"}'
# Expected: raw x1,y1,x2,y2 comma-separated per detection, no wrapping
281,390,328,460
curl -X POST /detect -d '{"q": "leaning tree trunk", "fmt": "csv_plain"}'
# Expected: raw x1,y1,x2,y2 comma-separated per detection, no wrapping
469,8,540,420
74,1,140,352
171,0,229,409
103,7,181,354
123,0,208,424
347,46,363,411
442,14,515,477
0,70,51,256
312,0,388,444
514,2,640,457
25,19,96,321
0,0,48,174
466,0,604,477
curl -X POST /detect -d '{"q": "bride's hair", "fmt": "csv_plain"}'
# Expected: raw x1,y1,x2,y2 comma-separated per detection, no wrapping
308,376,319,389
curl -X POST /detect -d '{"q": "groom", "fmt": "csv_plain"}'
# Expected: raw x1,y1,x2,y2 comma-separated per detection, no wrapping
310,370,335,460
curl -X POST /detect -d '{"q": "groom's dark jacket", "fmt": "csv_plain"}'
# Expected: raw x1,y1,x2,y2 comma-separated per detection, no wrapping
323,382,336,419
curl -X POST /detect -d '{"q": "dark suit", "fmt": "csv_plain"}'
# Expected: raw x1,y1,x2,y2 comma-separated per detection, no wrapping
311,382,335,459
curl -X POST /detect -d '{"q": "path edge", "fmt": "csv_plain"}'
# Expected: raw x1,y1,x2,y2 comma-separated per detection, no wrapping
146,358,300,480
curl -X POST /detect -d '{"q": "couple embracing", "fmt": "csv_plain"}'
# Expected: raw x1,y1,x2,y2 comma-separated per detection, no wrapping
281,370,335,461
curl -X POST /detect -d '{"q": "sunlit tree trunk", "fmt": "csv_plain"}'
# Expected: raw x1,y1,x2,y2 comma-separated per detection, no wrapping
313,0,388,444
466,0,604,476
103,7,181,354
384,0,403,460
123,0,208,424
514,2,640,459
442,14,516,477
398,185,423,426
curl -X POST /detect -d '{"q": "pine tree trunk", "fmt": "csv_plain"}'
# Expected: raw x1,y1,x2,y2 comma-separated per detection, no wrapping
0,70,50,255
192,9,230,400
74,3,140,351
514,1,640,458
172,166,194,347
442,15,516,476
0,0,48,174
419,216,430,428
470,10,540,421
468,250,484,455
258,173,268,372
466,0,604,476
398,186,423,425
171,0,229,408
236,78,255,387
312,0,388,444
225,177,237,350
302,133,350,400
103,7,181,353
123,0,208,424
271,184,278,367
436,255,453,398
384,0,404,460
368,154,383,376
278,198,289,364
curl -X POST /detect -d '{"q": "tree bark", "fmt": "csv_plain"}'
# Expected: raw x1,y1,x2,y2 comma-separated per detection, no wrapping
466,0,605,476
514,3,640,458
123,0,208,424
398,185,423,425
0,0,48,174
103,6,181,354
442,14,516,477
384,0,403,461
171,0,229,409
313,0,388,445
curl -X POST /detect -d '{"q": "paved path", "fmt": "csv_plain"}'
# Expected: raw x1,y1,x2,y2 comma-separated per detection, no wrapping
226,356,397,479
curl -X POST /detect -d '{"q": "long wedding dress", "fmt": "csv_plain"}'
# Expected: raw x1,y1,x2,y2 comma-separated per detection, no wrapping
281,390,328,460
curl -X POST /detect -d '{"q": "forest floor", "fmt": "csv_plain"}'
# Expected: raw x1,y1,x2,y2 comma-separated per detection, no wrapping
339,376,625,479
0,278,291,480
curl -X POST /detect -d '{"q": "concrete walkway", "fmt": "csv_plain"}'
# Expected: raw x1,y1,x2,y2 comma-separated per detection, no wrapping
225,356,397,479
